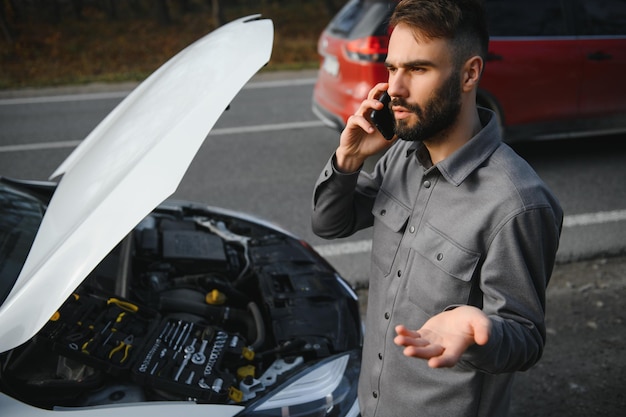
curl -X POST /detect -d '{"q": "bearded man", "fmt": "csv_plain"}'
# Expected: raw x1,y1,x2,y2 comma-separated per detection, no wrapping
311,1,563,416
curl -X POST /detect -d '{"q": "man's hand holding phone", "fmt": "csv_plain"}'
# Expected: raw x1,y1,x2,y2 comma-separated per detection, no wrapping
335,84,396,173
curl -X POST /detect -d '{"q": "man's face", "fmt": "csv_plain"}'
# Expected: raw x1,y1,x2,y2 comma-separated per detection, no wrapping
386,24,462,143
393,70,461,142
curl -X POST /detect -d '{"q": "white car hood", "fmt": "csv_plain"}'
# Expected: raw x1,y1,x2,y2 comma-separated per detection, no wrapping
0,15,273,353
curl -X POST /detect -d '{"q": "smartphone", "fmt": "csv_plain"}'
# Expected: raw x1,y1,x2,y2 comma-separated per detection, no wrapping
370,91,395,140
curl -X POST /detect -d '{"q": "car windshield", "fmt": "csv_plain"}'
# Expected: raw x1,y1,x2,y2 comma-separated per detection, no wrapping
0,184,45,306
328,0,393,38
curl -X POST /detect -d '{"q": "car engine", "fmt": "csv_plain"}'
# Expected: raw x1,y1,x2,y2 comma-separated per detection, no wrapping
0,202,361,409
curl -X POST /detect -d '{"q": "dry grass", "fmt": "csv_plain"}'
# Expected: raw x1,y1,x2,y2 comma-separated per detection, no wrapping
0,2,330,89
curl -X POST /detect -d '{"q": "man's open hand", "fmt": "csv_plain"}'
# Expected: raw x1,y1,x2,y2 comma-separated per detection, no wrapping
393,306,492,368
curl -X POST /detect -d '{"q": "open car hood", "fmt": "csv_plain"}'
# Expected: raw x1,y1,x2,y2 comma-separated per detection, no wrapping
0,16,274,353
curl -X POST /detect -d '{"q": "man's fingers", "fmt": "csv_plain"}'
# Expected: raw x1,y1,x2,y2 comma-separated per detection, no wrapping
398,337,463,368
395,324,419,338
428,344,467,368
394,326,446,362
367,82,389,100
428,353,459,368
346,113,375,134
402,344,445,360
393,334,428,348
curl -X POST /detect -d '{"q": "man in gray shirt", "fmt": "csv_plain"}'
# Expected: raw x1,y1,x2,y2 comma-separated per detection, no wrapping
311,0,563,415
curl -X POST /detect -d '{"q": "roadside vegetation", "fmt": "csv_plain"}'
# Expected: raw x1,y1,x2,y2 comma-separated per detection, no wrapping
0,0,340,89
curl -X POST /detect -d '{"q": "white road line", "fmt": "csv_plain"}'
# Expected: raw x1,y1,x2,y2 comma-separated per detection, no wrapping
243,78,316,89
0,120,326,153
563,209,626,227
0,77,316,106
0,91,129,105
209,120,325,135
0,140,82,153
314,209,626,257
314,240,373,257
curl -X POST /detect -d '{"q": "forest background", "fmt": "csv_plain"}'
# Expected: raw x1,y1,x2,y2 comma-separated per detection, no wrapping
0,0,340,89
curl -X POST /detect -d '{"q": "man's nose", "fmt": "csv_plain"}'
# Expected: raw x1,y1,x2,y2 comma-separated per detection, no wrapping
387,74,407,99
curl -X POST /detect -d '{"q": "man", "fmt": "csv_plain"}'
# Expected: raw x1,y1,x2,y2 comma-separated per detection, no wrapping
311,0,563,416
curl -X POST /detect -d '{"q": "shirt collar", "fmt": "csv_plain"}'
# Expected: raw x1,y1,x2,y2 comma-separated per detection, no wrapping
406,108,502,186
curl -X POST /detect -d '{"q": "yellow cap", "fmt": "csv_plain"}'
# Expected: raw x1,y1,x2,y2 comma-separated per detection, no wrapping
237,364,256,380
242,346,255,361
205,289,226,305
228,386,243,403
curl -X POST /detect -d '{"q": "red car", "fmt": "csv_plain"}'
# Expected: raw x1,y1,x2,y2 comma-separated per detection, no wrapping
312,0,626,142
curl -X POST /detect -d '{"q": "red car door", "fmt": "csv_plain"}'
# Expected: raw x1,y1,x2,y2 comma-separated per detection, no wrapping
574,0,626,117
480,0,582,127
480,38,582,126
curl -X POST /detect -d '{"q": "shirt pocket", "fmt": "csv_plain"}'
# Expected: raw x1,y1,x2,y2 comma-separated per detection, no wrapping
371,191,410,276
407,222,481,316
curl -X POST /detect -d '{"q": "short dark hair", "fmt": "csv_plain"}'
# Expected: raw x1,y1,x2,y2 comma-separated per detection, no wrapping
390,0,489,68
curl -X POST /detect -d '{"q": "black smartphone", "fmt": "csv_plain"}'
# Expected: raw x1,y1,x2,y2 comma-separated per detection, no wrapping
370,91,395,140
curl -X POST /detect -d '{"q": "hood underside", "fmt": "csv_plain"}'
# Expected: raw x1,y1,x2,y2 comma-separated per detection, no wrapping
0,15,274,353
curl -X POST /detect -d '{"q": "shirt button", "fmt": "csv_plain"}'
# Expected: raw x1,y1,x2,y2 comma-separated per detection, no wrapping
380,209,386,216
324,169,329,177
424,180,431,188
397,269,402,277
384,312,390,320
437,253,444,261
409,225,415,233
373,391,378,399
378,352,383,360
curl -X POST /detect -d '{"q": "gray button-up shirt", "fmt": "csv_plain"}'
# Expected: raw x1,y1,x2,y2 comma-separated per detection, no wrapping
311,109,563,417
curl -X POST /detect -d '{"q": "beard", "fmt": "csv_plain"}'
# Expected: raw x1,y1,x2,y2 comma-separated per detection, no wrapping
392,70,462,143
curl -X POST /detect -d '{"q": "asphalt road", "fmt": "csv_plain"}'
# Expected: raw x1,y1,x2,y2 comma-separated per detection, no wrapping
1,70,626,286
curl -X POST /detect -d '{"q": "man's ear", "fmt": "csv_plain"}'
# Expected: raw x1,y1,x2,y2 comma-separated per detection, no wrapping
462,56,483,92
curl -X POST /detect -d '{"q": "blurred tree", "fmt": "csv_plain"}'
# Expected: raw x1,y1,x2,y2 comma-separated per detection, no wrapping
210,0,224,27
324,0,340,15
105,0,118,19
0,0,13,43
179,0,192,13
156,0,172,24
70,0,84,18
126,0,146,17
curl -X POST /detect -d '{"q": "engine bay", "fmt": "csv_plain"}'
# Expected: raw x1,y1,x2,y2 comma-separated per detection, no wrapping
0,203,361,409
